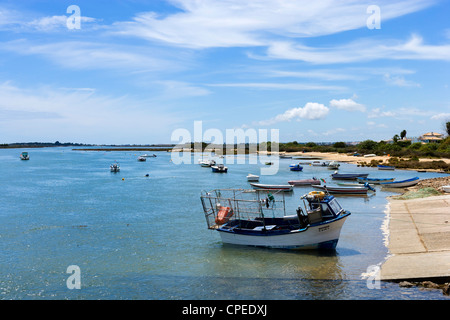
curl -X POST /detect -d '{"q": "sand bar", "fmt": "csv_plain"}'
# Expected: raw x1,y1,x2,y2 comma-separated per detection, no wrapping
283,151,450,165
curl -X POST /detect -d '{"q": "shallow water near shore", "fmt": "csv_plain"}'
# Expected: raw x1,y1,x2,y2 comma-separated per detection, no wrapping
1,147,449,300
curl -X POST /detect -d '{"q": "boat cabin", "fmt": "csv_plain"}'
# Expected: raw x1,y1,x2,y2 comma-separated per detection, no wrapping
299,192,344,225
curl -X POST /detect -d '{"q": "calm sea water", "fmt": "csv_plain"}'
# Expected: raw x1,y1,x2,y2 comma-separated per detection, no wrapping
0,147,448,300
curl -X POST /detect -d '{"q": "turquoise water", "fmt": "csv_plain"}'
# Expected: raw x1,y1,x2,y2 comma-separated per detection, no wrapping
0,147,448,300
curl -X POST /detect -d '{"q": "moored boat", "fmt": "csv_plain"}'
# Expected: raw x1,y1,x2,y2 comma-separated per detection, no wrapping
380,177,419,188
289,163,303,171
199,159,216,167
378,165,395,170
20,152,29,160
288,178,321,186
200,189,351,250
211,164,228,173
110,162,120,172
250,183,293,192
442,186,450,193
247,174,260,182
312,183,375,195
327,161,340,169
137,156,146,161
356,177,395,184
331,172,369,180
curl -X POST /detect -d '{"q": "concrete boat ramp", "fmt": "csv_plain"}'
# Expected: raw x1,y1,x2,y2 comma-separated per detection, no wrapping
381,194,450,282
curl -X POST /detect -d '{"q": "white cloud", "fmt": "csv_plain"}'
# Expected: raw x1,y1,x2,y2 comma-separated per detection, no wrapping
368,108,396,118
431,113,450,120
265,34,450,64
329,98,366,112
258,102,329,126
113,0,435,49
383,73,420,87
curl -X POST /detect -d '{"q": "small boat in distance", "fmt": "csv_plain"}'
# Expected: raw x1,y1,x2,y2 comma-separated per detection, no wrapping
20,152,29,160
327,161,340,170
250,183,293,192
200,189,351,250
211,164,228,173
199,159,216,167
288,178,321,186
289,164,303,171
380,177,420,188
378,165,395,170
137,156,146,161
331,172,369,180
247,174,260,182
265,162,274,165
142,154,157,157
357,177,395,184
110,162,120,172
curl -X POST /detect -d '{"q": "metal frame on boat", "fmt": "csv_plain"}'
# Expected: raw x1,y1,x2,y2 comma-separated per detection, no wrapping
200,189,351,250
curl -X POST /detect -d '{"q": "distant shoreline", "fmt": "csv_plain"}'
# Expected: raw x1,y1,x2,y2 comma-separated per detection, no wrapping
72,148,173,152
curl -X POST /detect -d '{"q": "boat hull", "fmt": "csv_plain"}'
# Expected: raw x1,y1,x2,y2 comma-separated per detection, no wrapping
378,165,395,170
380,177,419,188
250,183,293,191
313,185,368,194
357,177,395,184
217,214,349,250
332,174,369,180
288,179,321,186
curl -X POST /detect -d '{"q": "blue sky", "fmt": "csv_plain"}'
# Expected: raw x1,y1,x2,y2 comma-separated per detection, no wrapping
0,0,449,144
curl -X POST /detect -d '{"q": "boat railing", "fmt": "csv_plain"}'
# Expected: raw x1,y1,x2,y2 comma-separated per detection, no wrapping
200,189,287,229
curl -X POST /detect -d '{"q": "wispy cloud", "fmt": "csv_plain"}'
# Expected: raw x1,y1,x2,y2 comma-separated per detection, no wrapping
0,81,182,143
208,82,345,91
265,34,450,64
113,0,435,49
2,39,176,72
383,73,421,87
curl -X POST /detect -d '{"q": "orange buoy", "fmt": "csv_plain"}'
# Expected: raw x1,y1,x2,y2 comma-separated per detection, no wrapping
215,206,233,225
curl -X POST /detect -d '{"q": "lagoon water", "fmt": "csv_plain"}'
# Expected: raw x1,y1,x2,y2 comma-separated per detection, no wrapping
1,147,448,300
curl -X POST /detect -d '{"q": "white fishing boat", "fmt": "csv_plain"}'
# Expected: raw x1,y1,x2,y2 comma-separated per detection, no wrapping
211,164,228,173
442,186,450,193
137,156,146,161
380,177,419,188
20,152,29,160
246,174,260,182
327,161,340,170
200,189,351,250
110,162,120,172
250,183,293,192
199,159,216,167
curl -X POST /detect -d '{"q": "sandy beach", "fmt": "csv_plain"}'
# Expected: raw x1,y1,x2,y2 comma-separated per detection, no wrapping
283,151,450,165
